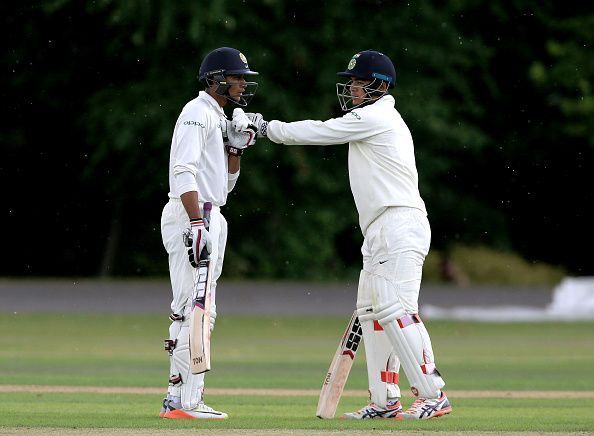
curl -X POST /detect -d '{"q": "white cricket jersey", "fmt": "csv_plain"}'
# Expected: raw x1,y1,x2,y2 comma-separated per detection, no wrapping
167,91,233,206
266,95,426,235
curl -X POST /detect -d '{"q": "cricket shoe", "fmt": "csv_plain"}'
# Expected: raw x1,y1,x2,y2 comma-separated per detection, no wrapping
163,402,228,420
399,391,452,420
159,395,181,418
342,400,402,419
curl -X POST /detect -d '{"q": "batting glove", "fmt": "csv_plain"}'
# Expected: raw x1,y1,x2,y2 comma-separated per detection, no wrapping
182,218,212,267
231,108,251,132
245,112,268,137
221,118,256,156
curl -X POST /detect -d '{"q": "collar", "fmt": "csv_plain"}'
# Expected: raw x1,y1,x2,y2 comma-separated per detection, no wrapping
198,90,226,116
375,94,395,107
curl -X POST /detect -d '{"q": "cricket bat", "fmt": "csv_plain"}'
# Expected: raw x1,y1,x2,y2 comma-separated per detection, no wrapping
189,202,213,374
316,310,363,419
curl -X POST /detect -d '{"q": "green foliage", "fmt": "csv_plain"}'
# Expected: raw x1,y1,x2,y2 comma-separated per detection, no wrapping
2,1,593,277
451,244,566,285
423,244,566,285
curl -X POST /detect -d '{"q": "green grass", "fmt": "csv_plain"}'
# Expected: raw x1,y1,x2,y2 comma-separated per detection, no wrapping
1,313,594,431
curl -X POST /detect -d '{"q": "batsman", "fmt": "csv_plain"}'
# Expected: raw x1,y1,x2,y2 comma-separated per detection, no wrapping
234,50,452,420
159,47,258,420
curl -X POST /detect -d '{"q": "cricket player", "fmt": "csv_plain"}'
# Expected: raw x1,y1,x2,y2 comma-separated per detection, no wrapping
236,50,452,420
159,47,258,420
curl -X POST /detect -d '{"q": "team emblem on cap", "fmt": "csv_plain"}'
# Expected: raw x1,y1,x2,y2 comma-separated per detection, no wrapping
239,52,248,65
347,58,356,70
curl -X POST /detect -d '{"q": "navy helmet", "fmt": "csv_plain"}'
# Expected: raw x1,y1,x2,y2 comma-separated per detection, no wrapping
199,47,258,106
336,50,396,111
337,50,395,88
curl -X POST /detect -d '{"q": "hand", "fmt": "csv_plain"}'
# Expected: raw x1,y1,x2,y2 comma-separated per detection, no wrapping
221,118,256,156
182,218,212,267
245,112,268,137
231,108,251,132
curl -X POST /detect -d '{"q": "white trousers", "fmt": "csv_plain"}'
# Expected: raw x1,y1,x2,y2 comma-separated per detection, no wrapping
357,207,444,404
361,206,430,312
160,198,227,405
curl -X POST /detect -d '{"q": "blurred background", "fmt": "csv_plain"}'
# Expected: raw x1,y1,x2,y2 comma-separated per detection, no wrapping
2,0,593,286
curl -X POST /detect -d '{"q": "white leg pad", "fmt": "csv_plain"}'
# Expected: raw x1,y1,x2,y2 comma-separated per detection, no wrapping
357,306,401,407
359,273,444,399
167,319,183,397
356,270,401,407
172,316,205,409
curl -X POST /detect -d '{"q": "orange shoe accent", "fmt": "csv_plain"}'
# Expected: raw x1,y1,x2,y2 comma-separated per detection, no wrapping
163,408,227,420
432,405,453,417
163,409,194,419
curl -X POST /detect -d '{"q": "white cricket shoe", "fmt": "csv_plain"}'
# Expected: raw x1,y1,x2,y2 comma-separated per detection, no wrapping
342,400,402,419
400,391,452,420
163,402,228,420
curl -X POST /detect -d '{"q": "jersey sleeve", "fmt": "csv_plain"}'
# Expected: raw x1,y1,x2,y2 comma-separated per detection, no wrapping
266,110,385,145
171,113,209,194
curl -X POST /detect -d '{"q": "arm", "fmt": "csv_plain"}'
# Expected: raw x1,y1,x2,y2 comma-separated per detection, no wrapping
172,113,212,263
227,156,240,193
172,113,209,210
180,191,201,220
228,154,240,174
246,111,384,146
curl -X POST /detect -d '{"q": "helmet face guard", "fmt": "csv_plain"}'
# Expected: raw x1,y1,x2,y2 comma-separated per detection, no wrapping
205,73,258,107
336,77,388,111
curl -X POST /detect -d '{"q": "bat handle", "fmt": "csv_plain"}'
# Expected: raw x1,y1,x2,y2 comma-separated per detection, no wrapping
203,202,212,230
199,202,213,260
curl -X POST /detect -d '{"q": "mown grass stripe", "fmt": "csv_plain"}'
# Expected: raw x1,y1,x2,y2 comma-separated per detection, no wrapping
1,385,593,398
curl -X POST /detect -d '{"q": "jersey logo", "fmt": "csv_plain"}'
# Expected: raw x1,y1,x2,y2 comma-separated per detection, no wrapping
349,111,361,120
184,120,206,128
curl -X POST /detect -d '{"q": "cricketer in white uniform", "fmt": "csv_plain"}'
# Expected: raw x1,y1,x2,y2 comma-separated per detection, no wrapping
159,47,258,420
239,50,452,420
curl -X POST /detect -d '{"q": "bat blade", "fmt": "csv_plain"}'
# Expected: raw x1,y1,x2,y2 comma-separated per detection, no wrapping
316,311,363,419
189,202,213,375
189,259,212,374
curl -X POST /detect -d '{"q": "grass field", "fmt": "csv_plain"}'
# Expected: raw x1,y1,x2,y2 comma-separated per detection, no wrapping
1,313,593,433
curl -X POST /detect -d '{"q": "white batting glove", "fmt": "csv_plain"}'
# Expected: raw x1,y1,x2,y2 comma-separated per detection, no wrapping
245,112,268,137
221,118,256,156
231,108,251,132
182,218,212,267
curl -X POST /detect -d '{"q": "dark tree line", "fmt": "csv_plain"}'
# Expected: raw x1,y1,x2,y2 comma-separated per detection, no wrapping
2,0,593,278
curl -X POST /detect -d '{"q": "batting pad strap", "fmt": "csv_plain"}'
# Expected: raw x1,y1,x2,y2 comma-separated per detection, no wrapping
397,313,421,328
164,339,178,354
169,374,182,385
421,363,436,374
169,312,185,322
381,371,399,384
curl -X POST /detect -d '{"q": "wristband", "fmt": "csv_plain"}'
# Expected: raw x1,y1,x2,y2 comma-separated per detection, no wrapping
190,218,204,226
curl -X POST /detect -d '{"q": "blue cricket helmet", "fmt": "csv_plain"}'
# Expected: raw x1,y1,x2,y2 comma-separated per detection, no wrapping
198,47,258,81
337,50,395,88
198,47,258,107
